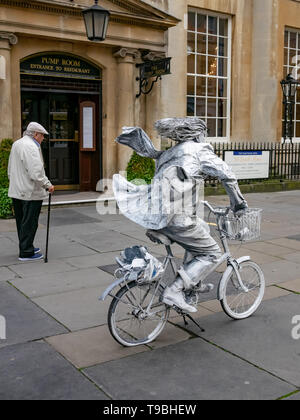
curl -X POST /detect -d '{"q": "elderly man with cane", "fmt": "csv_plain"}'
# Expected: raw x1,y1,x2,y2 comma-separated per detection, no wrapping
8,122,54,261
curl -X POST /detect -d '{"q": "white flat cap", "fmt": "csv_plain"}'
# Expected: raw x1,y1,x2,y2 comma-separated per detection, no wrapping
27,122,49,135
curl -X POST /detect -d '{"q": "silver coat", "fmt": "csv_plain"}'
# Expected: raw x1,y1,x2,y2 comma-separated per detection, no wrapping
113,120,247,289
113,128,247,231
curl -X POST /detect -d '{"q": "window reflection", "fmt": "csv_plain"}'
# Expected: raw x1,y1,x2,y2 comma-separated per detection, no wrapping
187,10,230,138
208,16,217,35
283,29,300,139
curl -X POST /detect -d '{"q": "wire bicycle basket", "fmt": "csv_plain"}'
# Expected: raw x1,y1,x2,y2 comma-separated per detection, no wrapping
220,208,262,242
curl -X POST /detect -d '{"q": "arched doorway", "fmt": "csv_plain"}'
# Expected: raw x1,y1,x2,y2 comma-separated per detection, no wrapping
20,52,102,191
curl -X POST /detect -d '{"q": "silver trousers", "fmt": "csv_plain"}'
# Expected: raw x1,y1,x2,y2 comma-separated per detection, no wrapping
158,217,221,289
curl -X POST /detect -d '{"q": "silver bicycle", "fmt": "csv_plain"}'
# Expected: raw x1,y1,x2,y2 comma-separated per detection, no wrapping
100,201,265,347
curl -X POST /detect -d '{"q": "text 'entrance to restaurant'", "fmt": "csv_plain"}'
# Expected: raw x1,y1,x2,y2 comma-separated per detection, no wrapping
20,53,102,191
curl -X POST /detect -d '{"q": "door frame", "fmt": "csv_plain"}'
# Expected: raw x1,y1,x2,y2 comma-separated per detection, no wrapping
21,86,102,191
79,93,102,191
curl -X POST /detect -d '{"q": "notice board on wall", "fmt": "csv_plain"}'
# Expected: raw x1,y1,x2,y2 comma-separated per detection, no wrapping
224,151,270,179
80,101,96,151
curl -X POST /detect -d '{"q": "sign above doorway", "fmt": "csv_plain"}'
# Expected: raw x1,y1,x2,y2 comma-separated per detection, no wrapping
20,53,101,80
136,57,171,98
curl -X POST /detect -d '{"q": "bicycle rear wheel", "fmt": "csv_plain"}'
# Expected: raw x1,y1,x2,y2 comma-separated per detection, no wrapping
108,280,170,347
220,261,265,320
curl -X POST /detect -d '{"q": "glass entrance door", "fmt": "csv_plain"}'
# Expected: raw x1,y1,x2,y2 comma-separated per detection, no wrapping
49,94,79,186
21,92,79,186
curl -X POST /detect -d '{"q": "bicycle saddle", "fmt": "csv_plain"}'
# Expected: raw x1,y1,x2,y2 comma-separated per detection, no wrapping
146,230,173,246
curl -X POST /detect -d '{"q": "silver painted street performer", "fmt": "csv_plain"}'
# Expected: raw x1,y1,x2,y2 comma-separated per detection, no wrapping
113,117,248,313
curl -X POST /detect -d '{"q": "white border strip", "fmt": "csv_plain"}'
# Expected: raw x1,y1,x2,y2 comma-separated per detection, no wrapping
42,197,115,206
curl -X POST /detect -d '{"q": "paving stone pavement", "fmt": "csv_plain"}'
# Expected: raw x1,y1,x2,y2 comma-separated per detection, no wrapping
0,191,300,400
177,294,300,387
83,338,295,401
0,282,67,349
0,341,108,400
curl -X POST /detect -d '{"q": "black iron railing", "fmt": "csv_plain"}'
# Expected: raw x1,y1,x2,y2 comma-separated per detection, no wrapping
206,142,300,185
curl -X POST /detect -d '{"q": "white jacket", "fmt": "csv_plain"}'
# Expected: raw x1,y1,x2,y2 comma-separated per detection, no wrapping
8,135,52,201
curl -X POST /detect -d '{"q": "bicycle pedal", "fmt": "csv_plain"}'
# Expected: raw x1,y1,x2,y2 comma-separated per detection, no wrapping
171,305,185,314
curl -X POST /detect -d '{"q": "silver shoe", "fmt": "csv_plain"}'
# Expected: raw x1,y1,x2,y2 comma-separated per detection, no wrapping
163,286,197,313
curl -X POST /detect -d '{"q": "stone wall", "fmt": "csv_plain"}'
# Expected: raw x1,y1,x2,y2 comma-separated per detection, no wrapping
159,0,300,142
142,0,169,12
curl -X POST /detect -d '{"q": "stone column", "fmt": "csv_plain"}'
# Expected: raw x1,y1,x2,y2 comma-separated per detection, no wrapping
250,0,279,142
145,52,165,150
0,32,18,141
161,0,187,122
114,48,140,172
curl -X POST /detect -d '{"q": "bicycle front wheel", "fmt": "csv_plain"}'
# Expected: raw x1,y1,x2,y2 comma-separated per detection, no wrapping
220,261,265,320
108,280,170,347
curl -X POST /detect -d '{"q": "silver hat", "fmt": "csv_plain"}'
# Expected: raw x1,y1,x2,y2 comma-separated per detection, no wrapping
154,117,207,142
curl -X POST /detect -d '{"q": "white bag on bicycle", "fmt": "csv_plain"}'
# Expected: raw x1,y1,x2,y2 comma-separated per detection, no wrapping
116,246,163,283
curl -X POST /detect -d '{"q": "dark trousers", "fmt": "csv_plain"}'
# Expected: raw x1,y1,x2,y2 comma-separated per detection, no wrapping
12,199,43,258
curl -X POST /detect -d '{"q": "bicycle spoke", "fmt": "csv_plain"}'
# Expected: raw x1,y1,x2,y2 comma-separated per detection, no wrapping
109,281,169,346
222,261,264,318
113,294,140,310
140,286,152,307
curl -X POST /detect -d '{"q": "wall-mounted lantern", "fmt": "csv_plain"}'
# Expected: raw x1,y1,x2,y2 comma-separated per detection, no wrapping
280,73,300,144
82,0,110,42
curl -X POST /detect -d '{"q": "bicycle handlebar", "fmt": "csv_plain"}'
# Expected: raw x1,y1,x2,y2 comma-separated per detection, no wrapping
201,201,231,216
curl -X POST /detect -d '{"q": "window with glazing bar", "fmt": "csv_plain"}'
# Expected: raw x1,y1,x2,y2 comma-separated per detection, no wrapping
284,29,300,140
187,10,231,141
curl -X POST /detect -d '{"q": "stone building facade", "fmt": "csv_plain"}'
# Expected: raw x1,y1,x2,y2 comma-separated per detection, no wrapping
161,0,300,144
0,0,299,191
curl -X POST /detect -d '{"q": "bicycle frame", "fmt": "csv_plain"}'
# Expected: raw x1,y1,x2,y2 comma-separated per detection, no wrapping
104,201,265,347
100,202,250,303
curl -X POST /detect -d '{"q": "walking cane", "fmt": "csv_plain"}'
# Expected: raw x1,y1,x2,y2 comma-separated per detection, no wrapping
44,191,51,263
